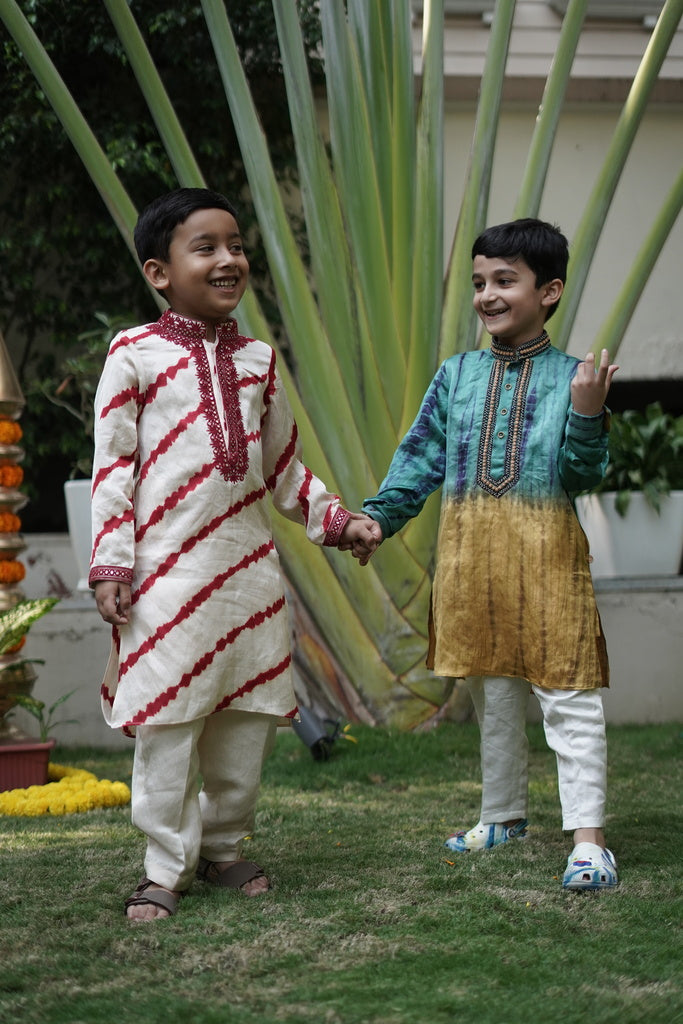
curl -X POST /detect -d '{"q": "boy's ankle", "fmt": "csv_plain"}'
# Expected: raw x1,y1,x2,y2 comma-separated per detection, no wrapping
572,827,605,849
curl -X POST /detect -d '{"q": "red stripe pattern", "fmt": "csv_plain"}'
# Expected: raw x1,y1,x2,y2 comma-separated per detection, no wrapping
89,310,347,730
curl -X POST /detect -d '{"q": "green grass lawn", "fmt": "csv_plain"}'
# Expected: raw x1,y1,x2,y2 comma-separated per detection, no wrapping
0,722,681,1024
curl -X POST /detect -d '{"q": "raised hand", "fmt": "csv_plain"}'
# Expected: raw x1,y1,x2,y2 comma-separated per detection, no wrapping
571,348,619,417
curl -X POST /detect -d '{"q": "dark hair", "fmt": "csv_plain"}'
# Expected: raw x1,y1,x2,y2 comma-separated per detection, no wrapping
471,218,568,319
134,187,240,265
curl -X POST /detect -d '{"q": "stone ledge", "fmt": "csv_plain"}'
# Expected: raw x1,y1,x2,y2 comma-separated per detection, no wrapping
527,579,683,725
594,575,683,593
12,535,683,744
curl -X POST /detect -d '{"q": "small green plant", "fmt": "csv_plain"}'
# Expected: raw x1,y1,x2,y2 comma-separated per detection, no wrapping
9,690,79,743
0,598,79,738
0,597,60,655
596,402,683,516
37,312,135,478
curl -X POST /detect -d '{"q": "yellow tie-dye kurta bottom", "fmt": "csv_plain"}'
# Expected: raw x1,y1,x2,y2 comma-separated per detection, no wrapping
428,492,609,689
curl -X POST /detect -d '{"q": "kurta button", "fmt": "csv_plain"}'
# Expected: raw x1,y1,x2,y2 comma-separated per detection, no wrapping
501,408,508,415
505,383,512,390
497,431,505,439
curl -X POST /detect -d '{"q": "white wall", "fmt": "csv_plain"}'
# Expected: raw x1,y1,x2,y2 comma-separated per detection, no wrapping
442,100,683,375
10,534,129,749
434,0,683,83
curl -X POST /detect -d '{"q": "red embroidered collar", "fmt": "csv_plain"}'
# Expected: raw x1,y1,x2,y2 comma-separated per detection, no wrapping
156,308,242,347
156,310,249,482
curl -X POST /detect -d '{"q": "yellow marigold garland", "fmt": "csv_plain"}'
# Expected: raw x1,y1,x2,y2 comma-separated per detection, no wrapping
0,762,131,816
0,420,22,445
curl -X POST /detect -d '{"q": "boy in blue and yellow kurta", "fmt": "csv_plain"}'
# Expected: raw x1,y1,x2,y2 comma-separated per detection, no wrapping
360,219,619,890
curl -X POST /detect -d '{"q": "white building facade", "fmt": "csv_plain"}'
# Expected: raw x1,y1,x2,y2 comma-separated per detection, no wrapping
416,0,683,395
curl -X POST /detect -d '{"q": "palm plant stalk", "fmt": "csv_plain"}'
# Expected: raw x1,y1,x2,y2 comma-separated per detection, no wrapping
102,0,206,187
590,167,683,358
0,0,140,264
1,0,680,725
513,0,588,219
550,0,683,352
440,0,516,363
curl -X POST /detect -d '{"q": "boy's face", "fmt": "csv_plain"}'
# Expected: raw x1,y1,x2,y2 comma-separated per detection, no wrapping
143,208,249,327
472,254,563,349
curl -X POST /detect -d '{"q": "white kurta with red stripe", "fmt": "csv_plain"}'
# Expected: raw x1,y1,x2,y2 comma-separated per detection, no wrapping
89,309,348,731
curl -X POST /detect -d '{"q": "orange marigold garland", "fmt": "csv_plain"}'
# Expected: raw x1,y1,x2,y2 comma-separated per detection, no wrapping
0,388,33,729
0,513,21,533
0,412,27,595
0,561,25,585
0,465,23,489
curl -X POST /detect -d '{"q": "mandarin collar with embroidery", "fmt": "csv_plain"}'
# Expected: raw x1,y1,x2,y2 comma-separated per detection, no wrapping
490,330,550,363
156,308,241,347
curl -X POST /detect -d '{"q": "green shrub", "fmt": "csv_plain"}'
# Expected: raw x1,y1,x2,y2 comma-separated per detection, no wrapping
597,402,683,515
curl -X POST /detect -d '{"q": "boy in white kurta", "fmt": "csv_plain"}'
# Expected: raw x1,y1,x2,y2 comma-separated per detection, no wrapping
90,188,376,920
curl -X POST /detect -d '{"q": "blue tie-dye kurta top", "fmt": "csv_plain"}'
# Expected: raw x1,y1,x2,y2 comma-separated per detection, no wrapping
363,332,610,690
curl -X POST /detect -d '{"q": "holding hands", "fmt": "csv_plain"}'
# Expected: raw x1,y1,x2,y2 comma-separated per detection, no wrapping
338,513,383,565
94,513,382,628
571,348,619,417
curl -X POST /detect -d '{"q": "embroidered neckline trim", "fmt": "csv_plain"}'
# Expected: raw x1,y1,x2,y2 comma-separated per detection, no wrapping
155,310,249,482
156,309,240,345
490,331,550,362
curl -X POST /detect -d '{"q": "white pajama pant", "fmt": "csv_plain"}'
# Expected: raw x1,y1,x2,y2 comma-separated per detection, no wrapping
466,676,607,831
131,709,277,891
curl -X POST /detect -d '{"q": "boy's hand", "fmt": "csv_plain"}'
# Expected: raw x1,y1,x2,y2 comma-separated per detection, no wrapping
338,513,382,566
571,349,619,417
94,580,131,625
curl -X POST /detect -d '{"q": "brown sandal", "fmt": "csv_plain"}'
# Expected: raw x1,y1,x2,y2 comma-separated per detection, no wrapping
124,877,182,918
196,857,268,891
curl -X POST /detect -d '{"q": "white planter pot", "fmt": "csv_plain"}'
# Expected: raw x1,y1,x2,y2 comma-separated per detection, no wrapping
575,490,683,578
63,478,93,593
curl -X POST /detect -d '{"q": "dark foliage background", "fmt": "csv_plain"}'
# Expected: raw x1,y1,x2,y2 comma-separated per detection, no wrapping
0,0,322,529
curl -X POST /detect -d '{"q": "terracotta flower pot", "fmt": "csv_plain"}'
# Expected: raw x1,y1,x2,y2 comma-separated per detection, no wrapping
0,736,55,791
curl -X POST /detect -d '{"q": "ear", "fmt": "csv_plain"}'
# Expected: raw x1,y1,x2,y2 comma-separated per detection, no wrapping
142,258,170,293
541,278,564,307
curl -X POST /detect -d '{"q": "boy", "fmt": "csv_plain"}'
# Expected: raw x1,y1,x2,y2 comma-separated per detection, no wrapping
359,218,619,890
90,188,376,920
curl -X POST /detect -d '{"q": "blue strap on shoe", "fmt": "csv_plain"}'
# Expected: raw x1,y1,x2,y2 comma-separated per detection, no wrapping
444,818,529,853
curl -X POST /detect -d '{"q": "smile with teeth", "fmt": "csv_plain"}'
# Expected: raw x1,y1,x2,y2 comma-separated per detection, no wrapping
210,277,238,289
483,307,508,317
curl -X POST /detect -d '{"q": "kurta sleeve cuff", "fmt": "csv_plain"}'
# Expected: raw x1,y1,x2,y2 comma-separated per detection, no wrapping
362,500,410,540
567,407,609,440
88,565,134,589
323,506,351,547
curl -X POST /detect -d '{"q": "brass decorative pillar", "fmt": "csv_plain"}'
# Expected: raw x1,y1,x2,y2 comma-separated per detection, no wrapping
0,329,37,737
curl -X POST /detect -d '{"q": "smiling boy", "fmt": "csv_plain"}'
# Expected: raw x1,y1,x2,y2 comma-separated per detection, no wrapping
359,218,620,890
90,188,377,920
140,204,249,333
